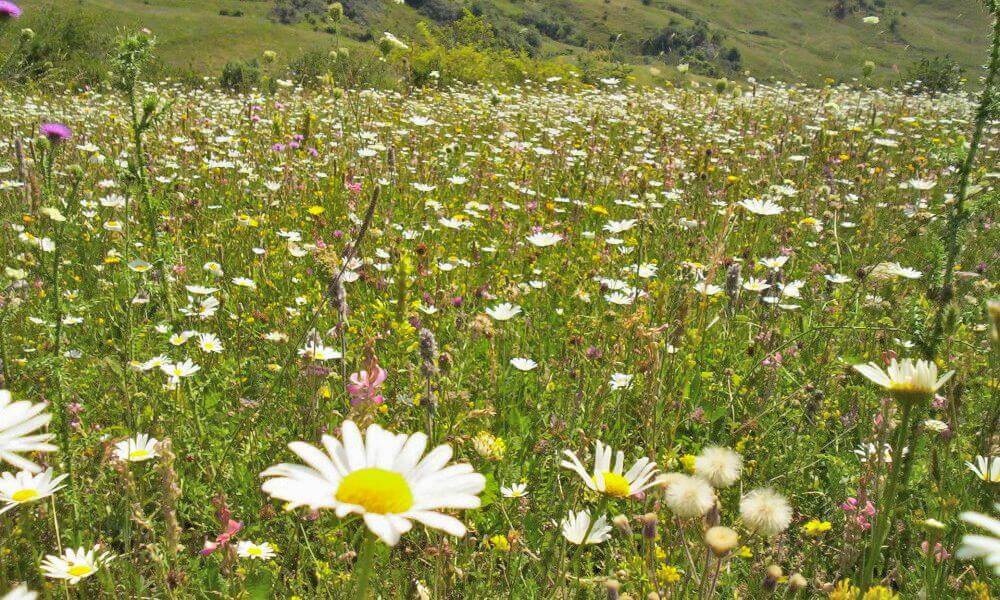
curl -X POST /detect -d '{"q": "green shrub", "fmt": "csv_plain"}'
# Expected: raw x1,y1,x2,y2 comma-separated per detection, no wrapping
905,56,962,94
220,59,261,92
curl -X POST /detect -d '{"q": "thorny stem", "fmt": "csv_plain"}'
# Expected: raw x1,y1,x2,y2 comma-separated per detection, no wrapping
926,1,1000,358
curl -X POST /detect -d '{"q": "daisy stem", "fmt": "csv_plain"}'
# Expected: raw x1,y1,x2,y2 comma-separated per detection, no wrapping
351,532,378,600
860,398,914,589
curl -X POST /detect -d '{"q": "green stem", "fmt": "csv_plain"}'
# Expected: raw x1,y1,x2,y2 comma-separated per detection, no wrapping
860,399,915,589
926,4,1000,357
352,532,378,600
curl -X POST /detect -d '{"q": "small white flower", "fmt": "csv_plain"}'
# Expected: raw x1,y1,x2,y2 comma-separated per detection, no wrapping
561,510,611,545
509,358,537,371
236,541,277,560
501,483,529,498
525,232,563,247
485,303,522,321
115,434,159,463
966,456,1000,483
40,546,113,585
608,373,633,390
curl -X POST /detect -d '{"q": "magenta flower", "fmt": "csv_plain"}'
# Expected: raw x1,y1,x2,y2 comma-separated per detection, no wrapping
0,1,21,19
40,122,72,143
346,363,387,406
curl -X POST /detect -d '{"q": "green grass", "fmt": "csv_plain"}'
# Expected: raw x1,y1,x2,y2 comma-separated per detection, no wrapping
14,0,994,84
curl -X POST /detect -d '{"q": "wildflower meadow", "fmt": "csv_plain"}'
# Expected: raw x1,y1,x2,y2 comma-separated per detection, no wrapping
1,2,1000,598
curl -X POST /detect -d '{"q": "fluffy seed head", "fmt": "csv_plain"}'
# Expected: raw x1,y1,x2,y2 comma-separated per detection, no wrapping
740,488,793,537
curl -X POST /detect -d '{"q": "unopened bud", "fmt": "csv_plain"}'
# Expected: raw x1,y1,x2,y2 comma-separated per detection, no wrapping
612,514,632,534
605,579,620,600
640,512,658,539
763,565,783,593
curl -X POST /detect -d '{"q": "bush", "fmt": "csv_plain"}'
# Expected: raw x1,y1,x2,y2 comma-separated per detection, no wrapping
0,5,106,87
905,56,962,94
220,59,261,93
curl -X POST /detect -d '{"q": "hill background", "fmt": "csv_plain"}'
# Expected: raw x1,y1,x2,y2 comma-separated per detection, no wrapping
11,0,995,85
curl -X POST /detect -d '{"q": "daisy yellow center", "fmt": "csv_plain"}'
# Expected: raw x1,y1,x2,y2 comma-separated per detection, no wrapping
335,468,413,514
596,471,631,498
129,449,151,460
12,488,40,502
67,564,93,578
247,546,263,556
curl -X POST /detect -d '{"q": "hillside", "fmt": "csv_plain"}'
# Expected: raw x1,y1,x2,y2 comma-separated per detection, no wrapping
11,0,995,84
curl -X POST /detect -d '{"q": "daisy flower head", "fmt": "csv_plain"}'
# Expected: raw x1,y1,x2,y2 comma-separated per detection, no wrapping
693,446,743,489
853,358,954,405
0,468,67,514
662,474,716,518
966,456,1000,483
40,545,113,585
738,198,784,216
958,505,1000,574
561,510,611,545
114,433,159,463
525,232,563,247
236,541,277,560
510,357,537,371
0,390,56,473
501,482,528,498
1,584,36,600
484,303,521,321
740,488,792,537
261,420,485,546
560,440,659,499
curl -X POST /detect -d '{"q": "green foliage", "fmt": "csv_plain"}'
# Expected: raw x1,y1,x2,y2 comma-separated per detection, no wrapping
905,55,963,94
0,4,105,86
220,58,261,93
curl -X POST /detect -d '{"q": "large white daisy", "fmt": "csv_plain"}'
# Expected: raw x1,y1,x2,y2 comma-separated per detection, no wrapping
853,358,954,404
261,421,485,546
561,440,658,499
0,390,57,473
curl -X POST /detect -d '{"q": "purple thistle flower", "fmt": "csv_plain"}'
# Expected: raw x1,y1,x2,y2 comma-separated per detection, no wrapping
40,122,72,143
0,1,22,20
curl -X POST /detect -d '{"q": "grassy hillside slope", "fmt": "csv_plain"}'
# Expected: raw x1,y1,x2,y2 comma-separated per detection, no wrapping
13,0,994,84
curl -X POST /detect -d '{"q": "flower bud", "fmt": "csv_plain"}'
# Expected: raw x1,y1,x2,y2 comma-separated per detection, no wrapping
763,564,783,593
640,512,658,539
612,514,632,534
704,526,739,557
605,579,620,600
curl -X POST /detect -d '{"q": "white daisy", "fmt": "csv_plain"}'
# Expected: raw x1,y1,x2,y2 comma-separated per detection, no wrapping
40,546,113,585
260,421,485,546
1,584,37,600
501,483,528,498
114,434,159,463
236,541,277,560
561,510,611,545
608,373,633,390
0,390,56,473
957,505,1000,574
738,198,784,216
525,232,563,247
853,358,954,404
0,468,67,514
560,440,658,499
484,303,522,321
966,456,1000,483
509,358,538,371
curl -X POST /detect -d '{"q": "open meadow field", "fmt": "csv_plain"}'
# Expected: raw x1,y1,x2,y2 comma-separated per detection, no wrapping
1,5,1000,600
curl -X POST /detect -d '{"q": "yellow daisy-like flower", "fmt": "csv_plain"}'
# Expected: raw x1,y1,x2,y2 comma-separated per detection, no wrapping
561,440,659,499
